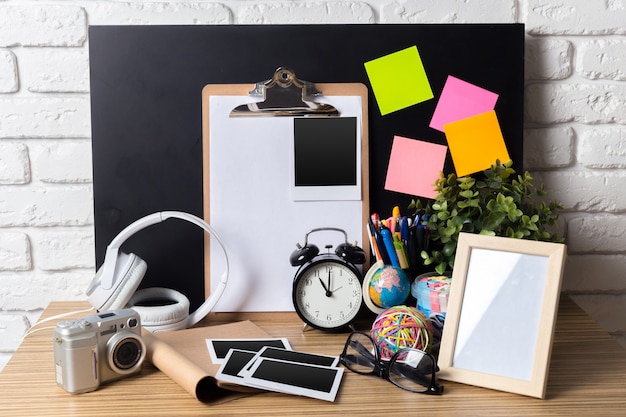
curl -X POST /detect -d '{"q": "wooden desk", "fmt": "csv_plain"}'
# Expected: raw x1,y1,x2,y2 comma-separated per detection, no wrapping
1,297,625,416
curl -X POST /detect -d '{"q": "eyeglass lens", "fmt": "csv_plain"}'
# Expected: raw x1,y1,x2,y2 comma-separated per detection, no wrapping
342,332,441,394
343,332,378,374
389,349,436,392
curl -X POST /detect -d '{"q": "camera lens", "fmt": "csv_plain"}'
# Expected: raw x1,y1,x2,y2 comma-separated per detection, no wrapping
112,337,143,371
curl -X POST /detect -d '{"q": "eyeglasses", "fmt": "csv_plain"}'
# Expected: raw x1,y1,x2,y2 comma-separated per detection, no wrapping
339,331,443,394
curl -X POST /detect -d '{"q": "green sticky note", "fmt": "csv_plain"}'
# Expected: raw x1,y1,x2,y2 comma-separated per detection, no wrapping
364,46,434,116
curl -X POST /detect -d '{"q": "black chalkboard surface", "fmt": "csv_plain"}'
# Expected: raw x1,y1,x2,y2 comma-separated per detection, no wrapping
89,24,524,309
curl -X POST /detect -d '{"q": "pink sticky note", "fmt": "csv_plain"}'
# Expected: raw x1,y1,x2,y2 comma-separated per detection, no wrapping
430,76,499,132
444,110,510,177
384,136,448,199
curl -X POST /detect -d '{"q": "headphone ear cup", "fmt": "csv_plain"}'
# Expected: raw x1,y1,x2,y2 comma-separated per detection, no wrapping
335,243,366,265
127,287,190,332
289,244,319,266
96,252,147,311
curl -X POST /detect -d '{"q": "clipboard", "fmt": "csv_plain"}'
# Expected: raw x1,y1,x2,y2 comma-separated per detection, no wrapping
202,68,369,312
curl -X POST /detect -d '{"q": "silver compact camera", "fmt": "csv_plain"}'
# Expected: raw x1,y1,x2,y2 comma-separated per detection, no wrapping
53,309,146,394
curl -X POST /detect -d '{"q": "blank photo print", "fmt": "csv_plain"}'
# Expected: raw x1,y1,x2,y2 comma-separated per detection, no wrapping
238,346,340,377
206,338,291,364
292,117,360,201
215,349,258,385
246,358,344,402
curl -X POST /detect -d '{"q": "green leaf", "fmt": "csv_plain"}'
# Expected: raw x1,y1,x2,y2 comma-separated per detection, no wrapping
435,262,447,275
442,241,457,257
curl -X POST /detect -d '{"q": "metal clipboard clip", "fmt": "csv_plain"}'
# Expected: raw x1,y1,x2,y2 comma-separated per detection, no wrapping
230,67,339,117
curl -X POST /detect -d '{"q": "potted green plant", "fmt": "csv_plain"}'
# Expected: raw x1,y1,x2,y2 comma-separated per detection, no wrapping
410,159,564,275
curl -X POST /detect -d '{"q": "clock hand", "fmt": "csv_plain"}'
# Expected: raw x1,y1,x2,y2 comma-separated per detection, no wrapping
327,269,332,294
318,278,332,297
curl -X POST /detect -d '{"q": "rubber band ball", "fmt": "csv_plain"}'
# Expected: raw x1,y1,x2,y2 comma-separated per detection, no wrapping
370,305,433,360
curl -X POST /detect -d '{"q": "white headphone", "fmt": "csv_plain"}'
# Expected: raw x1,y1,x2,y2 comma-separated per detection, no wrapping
85,211,229,332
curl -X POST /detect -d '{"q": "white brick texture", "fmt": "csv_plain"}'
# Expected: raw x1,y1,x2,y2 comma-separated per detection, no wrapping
537,171,626,212
0,5,87,47
566,215,626,253
15,48,90,93
579,128,626,169
380,0,516,23
31,228,95,271
83,1,232,25
0,232,31,271
524,127,574,169
0,186,93,227
0,48,18,93
238,1,375,23
526,0,626,35
525,37,572,80
578,39,626,81
1,0,626,371
526,83,626,125
29,140,93,183
0,142,30,184
0,271,93,311
0,97,91,138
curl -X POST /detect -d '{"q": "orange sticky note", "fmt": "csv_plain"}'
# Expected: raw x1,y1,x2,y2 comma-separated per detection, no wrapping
384,136,447,199
364,46,434,116
444,110,510,177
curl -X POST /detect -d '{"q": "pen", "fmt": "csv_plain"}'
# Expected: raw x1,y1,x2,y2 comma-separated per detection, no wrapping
374,224,391,265
400,216,409,246
367,218,383,262
387,216,395,235
393,233,409,269
371,213,380,231
381,226,400,268
407,225,419,269
392,206,401,237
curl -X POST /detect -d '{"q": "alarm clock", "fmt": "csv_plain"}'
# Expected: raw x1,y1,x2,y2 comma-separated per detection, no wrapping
289,227,366,331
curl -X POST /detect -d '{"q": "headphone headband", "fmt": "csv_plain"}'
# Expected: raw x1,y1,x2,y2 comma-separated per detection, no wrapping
89,211,229,328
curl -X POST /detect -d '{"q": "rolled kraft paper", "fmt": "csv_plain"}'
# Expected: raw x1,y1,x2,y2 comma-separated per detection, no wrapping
141,329,229,402
142,319,273,401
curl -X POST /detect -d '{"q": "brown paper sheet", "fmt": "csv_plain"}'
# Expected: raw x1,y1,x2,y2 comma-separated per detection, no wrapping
142,320,270,403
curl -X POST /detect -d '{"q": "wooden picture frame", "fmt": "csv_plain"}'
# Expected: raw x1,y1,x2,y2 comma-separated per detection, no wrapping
437,232,567,398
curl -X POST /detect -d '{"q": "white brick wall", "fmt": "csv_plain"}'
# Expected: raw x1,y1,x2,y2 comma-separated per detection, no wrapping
0,0,625,372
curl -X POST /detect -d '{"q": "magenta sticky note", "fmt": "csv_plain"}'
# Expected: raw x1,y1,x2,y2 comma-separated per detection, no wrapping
384,136,448,199
429,76,499,132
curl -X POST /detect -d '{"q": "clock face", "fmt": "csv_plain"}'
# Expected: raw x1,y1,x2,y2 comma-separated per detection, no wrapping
292,259,363,330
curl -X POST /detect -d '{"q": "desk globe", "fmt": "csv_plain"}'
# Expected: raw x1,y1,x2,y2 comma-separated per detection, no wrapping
367,264,411,309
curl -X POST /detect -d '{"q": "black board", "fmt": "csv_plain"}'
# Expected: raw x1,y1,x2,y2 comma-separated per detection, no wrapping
89,24,524,308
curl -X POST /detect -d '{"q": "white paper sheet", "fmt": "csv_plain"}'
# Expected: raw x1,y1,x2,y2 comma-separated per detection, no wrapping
208,95,364,312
